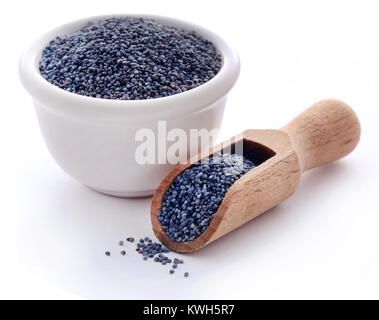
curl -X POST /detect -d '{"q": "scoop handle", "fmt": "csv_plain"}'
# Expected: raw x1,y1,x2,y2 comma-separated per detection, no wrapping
281,99,361,172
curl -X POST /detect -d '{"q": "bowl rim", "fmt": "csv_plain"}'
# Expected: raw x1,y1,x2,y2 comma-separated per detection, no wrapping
19,14,240,120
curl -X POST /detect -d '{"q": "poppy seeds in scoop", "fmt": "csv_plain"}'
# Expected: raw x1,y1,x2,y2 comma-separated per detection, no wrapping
159,153,255,242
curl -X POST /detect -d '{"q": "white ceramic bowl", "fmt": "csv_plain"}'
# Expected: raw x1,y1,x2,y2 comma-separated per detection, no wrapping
19,14,240,197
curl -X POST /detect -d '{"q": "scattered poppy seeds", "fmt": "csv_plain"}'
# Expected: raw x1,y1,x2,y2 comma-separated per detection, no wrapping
106,236,189,277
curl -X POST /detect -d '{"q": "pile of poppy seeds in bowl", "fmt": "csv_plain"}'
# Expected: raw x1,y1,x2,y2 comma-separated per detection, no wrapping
159,152,256,242
39,17,221,100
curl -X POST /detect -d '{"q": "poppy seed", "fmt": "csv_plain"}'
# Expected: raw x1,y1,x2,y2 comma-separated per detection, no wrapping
39,17,221,101
159,153,255,242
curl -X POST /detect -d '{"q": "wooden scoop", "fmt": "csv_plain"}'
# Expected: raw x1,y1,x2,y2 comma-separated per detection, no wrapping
151,99,361,252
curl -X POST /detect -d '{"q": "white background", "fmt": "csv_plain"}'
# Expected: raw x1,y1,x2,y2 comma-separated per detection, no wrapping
1,0,379,299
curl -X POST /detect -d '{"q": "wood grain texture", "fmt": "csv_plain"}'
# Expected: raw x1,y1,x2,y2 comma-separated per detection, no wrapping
282,99,361,172
151,99,361,252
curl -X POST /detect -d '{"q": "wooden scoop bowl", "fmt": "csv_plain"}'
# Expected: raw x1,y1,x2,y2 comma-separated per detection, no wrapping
151,99,361,252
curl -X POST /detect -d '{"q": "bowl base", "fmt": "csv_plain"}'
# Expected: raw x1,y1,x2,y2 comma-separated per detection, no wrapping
89,186,154,198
